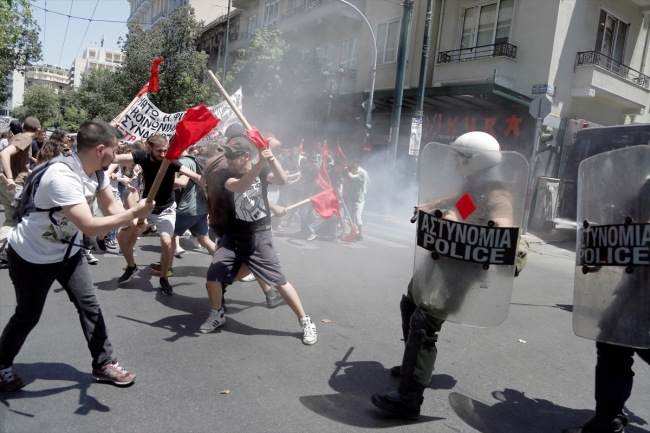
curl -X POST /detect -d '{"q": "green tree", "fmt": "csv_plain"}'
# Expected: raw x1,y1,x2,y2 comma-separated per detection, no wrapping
12,85,58,126
0,0,42,105
76,68,128,122
58,89,87,132
118,6,216,113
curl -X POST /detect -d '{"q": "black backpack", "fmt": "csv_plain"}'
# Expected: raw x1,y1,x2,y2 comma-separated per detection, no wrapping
13,155,104,260
184,155,205,177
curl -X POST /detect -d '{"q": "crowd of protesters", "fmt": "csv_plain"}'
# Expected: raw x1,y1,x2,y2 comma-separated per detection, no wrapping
0,115,370,392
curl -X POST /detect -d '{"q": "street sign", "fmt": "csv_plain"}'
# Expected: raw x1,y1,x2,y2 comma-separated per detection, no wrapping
529,95,552,119
532,84,556,97
362,99,376,113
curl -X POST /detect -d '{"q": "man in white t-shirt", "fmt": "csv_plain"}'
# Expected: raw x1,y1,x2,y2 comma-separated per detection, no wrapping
0,120,154,392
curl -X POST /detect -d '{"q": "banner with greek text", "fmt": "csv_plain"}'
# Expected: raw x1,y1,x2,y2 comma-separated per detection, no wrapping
115,88,243,144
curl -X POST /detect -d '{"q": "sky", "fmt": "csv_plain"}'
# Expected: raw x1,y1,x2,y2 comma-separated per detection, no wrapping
30,0,131,69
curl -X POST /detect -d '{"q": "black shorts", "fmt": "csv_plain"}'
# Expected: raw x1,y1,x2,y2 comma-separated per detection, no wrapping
206,230,287,287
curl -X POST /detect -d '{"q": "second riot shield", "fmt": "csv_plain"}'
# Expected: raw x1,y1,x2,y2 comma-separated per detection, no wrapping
573,145,650,349
411,142,529,327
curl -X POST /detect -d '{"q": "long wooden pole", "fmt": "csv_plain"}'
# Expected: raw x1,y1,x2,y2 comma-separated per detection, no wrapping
284,198,311,212
111,91,143,126
206,70,273,161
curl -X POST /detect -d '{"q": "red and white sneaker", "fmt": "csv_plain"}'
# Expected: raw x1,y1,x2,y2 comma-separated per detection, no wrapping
91,358,136,386
0,365,25,391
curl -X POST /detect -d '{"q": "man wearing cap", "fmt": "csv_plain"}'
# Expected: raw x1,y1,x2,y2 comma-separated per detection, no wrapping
0,117,41,268
201,135,318,344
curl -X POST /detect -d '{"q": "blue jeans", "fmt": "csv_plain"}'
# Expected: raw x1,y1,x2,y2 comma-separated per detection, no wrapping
300,205,314,234
0,246,114,369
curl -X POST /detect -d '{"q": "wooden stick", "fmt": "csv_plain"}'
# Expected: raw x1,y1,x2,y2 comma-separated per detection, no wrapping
206,70,273,161
111,92,142,126
136,158,170,225
284,198,311,212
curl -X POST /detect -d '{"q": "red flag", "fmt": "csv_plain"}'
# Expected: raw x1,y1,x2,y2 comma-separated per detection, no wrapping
317,143,331,190
299,140,305,155
245,129,270,151
309,188,340,219
166,105,220,161
336,143,346,163
314,142,322,153
149,58,164,92
322,140,331,156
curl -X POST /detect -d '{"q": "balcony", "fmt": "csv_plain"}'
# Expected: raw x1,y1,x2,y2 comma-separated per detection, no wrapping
227,32,255,52
281,0,333,20
572,51,650,110
128,0,153,22
433,43,517,89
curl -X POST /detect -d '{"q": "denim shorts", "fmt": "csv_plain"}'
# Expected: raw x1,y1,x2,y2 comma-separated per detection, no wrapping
174,214,209,237
206,230,287,287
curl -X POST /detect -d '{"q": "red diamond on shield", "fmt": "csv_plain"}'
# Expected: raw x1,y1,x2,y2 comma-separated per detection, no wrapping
455,192,477,220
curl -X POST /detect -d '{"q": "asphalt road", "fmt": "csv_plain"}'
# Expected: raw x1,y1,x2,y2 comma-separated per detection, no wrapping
0,211,648,433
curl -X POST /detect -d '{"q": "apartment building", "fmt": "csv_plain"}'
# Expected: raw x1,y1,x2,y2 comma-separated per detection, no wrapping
1,71,25,116
128,0,231,30
196,9,244,73
25,64,70,93
69,46,125,88
219,1,650,165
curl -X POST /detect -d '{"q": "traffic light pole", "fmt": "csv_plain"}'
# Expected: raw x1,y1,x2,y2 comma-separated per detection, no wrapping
387,0,414,201
522,117,542,235
414,0,434,179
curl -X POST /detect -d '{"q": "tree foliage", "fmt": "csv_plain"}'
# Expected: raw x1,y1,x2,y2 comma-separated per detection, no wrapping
0,0,42,105
12,85,58,127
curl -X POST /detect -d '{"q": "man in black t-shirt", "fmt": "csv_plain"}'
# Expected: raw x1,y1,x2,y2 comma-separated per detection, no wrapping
113,135,203,295
201,136,318,345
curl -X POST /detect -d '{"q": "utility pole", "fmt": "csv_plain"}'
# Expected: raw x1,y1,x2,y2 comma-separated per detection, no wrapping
413,0,434,179
222,0,232,82
387,0,414,203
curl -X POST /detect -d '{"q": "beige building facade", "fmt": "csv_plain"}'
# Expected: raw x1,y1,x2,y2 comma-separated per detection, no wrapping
69,46,124,88
128,0,231,30
25,64,70,93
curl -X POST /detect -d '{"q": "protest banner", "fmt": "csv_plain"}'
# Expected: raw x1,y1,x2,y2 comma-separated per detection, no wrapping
114,88,243,143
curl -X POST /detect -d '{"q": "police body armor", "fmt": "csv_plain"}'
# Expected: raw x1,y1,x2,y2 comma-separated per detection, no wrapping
411,142,529,327
573,145,650,349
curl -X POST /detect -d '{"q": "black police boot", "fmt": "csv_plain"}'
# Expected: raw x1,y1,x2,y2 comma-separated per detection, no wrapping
371,380,426,420
390,295,417,378
563,413,628,433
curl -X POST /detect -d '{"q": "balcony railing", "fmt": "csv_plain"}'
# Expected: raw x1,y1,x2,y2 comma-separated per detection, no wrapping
229,32,255,42
437,42,517,64
281,0,333,21
339,68,356,79
575,51,650,89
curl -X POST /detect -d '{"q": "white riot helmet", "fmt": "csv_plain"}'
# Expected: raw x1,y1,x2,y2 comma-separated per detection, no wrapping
451,131,502,177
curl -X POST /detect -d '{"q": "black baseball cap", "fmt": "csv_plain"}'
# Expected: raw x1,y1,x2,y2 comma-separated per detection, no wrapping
224,123,246,140
221,136,254,156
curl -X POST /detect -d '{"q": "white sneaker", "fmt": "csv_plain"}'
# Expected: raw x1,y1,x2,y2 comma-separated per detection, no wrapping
300,316,317,345
241,273,256,282
174,246,185,258
86,252,99,265
200,308,225,333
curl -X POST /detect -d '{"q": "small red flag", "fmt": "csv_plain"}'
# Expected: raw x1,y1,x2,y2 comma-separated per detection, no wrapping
166,105,220,161
336,143,346,163
149,58,164,92
245,129,270,151
309,188,340,219
317,143,331,190
322,141,331,156
455,192,477,220
299,139,305,155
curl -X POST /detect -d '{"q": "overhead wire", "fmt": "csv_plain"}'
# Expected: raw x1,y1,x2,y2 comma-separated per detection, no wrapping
57,0,74,66
74,0,100,61
31,3,151,24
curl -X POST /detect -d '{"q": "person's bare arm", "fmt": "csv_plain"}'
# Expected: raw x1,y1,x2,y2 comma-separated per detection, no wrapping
63,198,154,237
97,185,126,216
112,153,135,165
224,161,266,194
265,150,287,186
175,173,190,189
0,145,18,190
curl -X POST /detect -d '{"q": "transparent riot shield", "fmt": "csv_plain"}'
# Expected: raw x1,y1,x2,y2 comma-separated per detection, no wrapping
573,145,650,349
411,142,529,327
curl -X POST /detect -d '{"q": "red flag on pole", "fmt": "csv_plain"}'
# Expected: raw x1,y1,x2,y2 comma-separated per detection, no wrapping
299,139,305,155
317,142,332,190
245,128,270,151
166,105,220,161
309,188,340,218
322,140,331,156
136,58,164,96
336,143,346,163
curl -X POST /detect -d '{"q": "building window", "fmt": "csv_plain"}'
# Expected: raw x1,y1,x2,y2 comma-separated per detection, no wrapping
248,16,256,34
339,36,357,70
377,19,400,64
595,9,629,64
263,0,279,27
316,44,331,71
460,0,514,54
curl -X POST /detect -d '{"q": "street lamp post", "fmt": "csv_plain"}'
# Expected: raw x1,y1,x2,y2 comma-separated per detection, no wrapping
336,0,377,140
